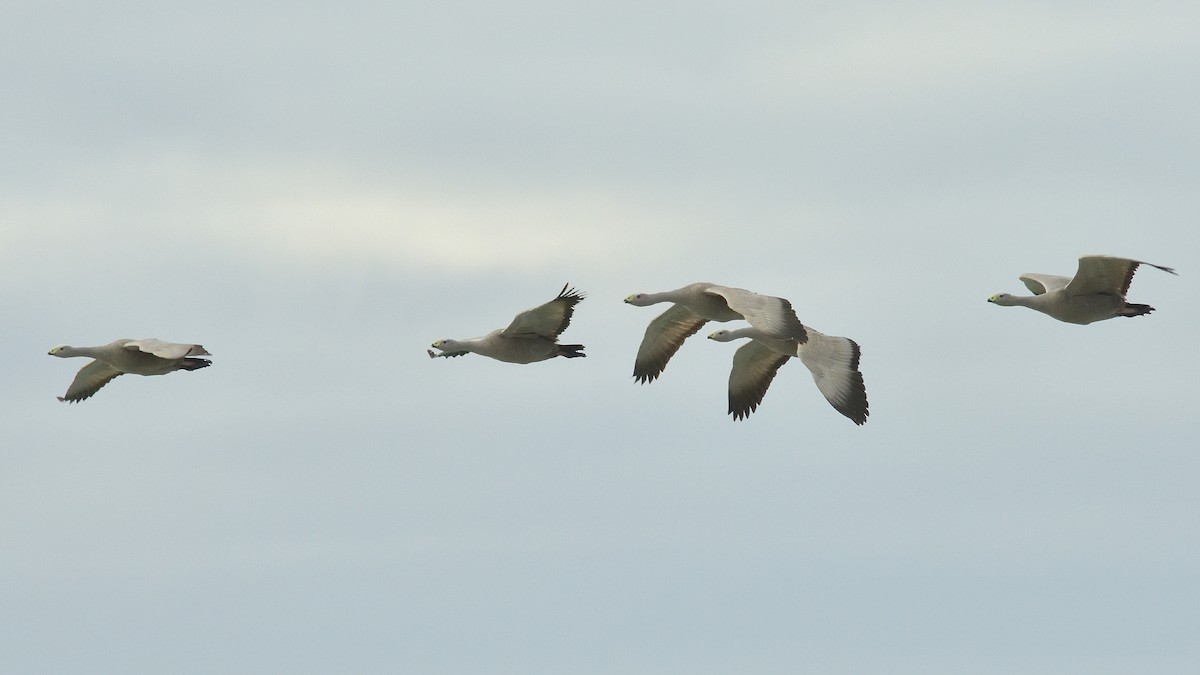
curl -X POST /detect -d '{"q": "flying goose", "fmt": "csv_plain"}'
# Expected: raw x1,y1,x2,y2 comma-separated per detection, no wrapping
48,339,212,402
429,284,586,363
708,326,868,424
988,255,1177,324
624,283,807,383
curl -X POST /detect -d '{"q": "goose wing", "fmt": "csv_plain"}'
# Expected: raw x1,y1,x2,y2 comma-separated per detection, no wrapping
501,284,585,339
1067,255,1177,297
1019,274,1071,295
632,304,708,383
703,286,807,342
125,339,210,360
59,360,124,402
797,332,869,425
726,340,791,421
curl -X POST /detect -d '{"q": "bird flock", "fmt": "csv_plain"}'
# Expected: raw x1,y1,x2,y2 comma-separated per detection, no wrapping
50,255,1176,423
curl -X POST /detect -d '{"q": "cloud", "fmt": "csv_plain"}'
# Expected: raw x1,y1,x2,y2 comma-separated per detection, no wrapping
0,152,683,277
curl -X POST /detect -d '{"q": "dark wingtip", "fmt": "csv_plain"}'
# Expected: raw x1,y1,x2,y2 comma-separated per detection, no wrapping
836,370,869,425
729,398,760,421
558,344,586,358
778,298,809,343
1119,303,1155,318
730,407,754,421
633,370,661,384
558,283,586,302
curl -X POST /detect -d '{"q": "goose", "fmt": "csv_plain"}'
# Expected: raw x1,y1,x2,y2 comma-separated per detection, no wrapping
988,255,1177,324
708,326,868,424
624,283,807,383
429,284,586,363
48,339,212,402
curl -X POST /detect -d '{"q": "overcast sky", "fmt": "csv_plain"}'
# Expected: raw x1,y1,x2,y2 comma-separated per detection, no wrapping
2,1,1198,673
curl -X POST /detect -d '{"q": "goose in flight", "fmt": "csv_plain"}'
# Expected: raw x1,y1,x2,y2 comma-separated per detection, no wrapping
429,284,586,363
48,339,212,402
708,326,868,424
624,283,807,383
988,255,1177,324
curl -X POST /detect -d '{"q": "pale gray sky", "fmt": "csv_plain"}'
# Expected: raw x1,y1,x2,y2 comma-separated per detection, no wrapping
2,1,1198,673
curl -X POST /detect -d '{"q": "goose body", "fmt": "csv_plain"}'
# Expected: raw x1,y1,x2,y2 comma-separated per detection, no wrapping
429,284,586,364
988,255,1176,324
708,326,868,425
624,283,807,383
48,339,212,402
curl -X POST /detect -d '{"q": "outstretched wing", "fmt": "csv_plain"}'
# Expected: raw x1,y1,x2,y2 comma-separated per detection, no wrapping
632,304,708,383
797,331,869,425
59,360,124,402
125,339,210,359
726,340,791,421
501,284,586,339
1067,255,1177,297
703,286,807,342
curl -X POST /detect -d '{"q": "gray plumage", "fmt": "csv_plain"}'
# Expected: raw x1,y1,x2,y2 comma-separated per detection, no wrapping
988,255,1177,324
49,339,212,402
428,284,586,363
624,283,807,383
709,326,868,425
